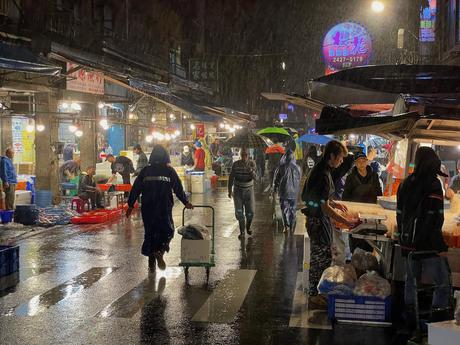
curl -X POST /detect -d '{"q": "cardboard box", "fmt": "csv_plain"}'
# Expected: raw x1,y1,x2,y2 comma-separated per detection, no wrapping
180,239,211,263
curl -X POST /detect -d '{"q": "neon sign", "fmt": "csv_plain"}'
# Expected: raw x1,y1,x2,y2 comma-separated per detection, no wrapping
420,0,436,42
322,22,372,72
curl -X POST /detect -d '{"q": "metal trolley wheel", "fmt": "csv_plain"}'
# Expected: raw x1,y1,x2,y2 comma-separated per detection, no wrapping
179,205,216,285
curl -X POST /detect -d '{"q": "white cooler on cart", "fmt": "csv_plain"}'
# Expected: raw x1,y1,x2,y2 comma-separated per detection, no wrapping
190,171,206,194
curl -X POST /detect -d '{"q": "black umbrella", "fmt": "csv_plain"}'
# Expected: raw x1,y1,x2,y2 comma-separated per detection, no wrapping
224,130,272,149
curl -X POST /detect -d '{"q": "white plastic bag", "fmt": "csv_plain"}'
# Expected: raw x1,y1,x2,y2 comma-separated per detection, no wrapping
317,264,357,295
354,271,391,298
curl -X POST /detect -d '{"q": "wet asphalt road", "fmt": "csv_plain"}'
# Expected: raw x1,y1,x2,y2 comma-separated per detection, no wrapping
0,189,400,345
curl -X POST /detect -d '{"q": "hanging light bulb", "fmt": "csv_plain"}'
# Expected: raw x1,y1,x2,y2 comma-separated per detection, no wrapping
174,130,180,136
71,102,82,111
169,113,176,120
229,127,236,133
190,124,196,130
69,123,77,133
99,118,109,129
36,124,45,132
146,135,153,143
151,116,156,123
26,120,34,133
60,102,69,110
75,129,83,137
98,102,105,109
219,123,225,129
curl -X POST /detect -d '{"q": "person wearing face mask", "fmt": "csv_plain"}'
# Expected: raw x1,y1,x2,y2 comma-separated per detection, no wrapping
301,140,358,309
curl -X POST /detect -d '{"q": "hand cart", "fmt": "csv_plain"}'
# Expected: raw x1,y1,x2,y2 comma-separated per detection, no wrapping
179,205,216,284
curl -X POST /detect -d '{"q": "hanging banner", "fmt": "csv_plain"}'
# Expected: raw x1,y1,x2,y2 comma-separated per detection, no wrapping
66,62,104,95
323,22,372,72
12,118,35,163
196,124,205,138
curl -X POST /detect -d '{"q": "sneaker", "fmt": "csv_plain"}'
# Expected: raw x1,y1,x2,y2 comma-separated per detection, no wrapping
155,251,166,271
308,295,328,310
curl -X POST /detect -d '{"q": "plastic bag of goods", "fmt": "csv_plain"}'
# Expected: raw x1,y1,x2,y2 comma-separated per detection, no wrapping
354,271,391,298
317,264,357,295
177,223,210,240
351,248,379,274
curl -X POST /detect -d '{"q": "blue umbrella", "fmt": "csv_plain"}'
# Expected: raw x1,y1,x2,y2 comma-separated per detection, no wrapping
297,134,333,145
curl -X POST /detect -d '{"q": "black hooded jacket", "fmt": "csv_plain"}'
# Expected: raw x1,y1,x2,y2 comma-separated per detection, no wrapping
128,146,187,213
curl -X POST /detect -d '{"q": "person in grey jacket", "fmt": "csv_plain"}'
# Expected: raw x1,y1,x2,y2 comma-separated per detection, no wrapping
133,144,148,176
228,148,257,239
273,149,301,233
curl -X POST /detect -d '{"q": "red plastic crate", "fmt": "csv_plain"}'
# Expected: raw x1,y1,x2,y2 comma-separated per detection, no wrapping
115,184,131,192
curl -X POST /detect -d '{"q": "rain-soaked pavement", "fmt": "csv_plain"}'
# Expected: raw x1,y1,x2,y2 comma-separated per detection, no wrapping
0,189,401,345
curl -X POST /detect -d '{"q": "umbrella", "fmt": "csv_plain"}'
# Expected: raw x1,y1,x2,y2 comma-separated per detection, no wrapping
224,130,272,149
257,127,291,143
297,134,332,145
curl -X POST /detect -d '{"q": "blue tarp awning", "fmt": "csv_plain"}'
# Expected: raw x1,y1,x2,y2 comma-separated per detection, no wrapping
0,41,61,76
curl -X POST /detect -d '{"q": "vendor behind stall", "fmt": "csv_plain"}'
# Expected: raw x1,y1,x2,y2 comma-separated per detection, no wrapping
59,159,81,183
106,154,135,185
180,145,194,167
194,141,206,171
396,147,450,332
301,140,357,309
450,162,460,193
78,166,104,209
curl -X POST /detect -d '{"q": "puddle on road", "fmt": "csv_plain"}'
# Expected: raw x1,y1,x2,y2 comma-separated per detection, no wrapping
3,267,117,316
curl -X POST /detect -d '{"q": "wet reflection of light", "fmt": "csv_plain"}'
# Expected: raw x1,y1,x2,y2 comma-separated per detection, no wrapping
26,295,41,316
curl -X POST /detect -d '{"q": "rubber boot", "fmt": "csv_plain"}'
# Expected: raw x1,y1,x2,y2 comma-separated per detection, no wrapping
246,219,252,236
238,219,245,239
148,256,156,272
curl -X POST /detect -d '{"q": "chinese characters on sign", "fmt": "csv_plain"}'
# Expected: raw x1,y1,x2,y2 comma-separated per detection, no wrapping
420,0,436,42
66,63,104,95
190,60,217,82
322,22,372,74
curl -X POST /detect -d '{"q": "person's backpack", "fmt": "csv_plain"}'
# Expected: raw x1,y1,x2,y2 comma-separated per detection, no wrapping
399,196,425,251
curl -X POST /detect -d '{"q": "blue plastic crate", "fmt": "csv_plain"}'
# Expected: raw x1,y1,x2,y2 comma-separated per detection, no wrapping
0,246,20,278
327,294,391,325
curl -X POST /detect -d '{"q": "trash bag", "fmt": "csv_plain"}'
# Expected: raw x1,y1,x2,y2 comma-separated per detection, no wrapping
354,271,391,298
317,264,357,295
177,223,210,240
351,248,379,275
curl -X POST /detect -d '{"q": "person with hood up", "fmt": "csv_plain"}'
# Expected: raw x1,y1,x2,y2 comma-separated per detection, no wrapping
342,153,382,204
397,147,450,335
273,148,301,233
126,145,193,271
180,145,194,167
265,142,285,191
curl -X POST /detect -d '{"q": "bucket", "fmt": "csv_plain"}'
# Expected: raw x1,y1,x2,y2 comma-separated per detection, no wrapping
14,204,38,225
211,175,218,189
0,210,14,224
35,190,52,208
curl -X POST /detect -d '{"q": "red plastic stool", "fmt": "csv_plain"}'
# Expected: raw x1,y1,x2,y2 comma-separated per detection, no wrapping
71,197,91,214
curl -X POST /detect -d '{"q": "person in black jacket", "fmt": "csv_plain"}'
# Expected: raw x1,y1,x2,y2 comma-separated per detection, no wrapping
342,153,383,204
126,145,194,271
397,147,450,334
106,154,135,185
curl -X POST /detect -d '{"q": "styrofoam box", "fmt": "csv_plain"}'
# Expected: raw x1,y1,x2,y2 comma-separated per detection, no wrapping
428,320,460,345
191,181,206,193
15,190,32,205
180,239,211,263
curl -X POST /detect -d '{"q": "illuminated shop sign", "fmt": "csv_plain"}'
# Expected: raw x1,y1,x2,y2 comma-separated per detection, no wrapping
420,0,436,42
322,22,372,73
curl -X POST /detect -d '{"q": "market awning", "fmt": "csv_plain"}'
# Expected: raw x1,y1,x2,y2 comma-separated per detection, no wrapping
311,65,460,104
316,105,419,139
261,92,325,112
0,41,61,76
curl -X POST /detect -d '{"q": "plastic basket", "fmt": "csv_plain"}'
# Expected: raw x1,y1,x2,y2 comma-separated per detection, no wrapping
115,184,131,192
0,245,20,278
327,295,391,325
0,210,14,224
